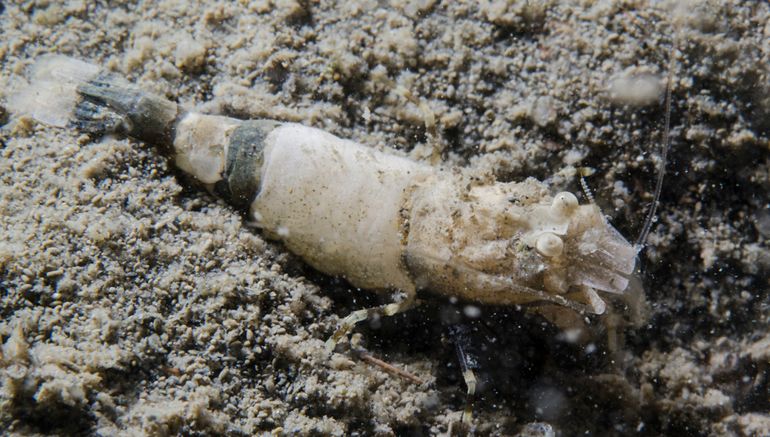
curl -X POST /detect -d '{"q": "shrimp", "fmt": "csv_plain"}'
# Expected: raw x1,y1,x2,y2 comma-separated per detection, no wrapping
10,55,641,349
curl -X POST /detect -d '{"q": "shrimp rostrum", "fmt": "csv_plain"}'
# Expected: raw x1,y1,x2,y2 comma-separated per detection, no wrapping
10,56,639,349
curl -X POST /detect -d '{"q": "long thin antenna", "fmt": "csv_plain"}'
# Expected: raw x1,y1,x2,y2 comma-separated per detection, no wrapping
636,45,676,248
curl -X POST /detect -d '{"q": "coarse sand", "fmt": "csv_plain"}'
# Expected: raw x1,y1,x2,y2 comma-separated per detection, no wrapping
1,1,769,435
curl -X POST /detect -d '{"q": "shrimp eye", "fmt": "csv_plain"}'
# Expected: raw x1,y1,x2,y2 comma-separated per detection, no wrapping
536,232,564,257
551,192,579,217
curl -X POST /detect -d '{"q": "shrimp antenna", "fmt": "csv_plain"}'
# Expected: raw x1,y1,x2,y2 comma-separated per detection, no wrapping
636,44,676,248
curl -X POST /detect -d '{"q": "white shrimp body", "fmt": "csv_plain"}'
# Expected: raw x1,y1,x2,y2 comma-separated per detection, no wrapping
253,123,432,293
235,121,637,314
10,55,639,318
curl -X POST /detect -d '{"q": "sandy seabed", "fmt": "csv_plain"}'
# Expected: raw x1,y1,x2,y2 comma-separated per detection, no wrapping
1,1,769,435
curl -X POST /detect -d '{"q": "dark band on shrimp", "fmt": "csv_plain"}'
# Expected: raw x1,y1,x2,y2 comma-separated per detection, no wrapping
214,119,279,208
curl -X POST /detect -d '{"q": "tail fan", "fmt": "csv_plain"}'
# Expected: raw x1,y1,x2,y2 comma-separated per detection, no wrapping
9,55,180,145
8,55,101,127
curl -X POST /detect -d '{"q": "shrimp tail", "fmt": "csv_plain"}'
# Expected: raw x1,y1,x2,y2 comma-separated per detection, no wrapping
10,55,180,146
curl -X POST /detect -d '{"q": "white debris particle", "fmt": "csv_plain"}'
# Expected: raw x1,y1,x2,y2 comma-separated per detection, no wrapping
562,149,586,166
556,328,582,344
608,73,662,107
530,96,558,127
173,33,208,72
463,305,482,319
